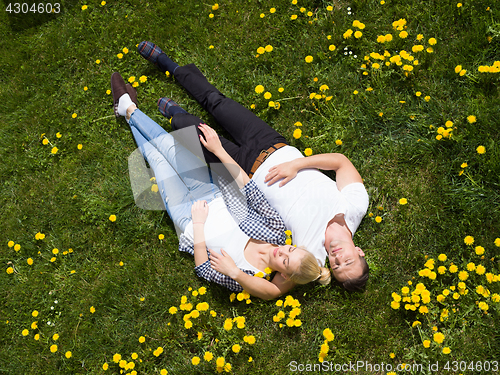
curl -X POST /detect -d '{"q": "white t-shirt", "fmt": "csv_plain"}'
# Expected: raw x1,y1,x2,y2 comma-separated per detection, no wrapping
183,197,263,274
252,146,369,266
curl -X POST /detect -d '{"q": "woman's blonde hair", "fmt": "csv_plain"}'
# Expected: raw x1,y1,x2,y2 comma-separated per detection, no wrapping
287,246,331,285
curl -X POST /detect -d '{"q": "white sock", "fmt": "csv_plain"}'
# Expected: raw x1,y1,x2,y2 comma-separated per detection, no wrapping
117,94,134,117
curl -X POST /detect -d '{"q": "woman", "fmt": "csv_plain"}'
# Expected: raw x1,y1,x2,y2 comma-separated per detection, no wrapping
111,72,331,300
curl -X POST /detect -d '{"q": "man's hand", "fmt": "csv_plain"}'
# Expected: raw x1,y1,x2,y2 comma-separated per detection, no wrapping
198,123,224,156
264,160,300,187
209,249,239,279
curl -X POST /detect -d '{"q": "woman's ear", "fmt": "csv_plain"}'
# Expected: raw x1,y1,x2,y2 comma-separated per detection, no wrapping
280,273,288,280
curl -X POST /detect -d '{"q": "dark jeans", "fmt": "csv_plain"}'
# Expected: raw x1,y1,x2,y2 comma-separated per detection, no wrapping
170,64,288,175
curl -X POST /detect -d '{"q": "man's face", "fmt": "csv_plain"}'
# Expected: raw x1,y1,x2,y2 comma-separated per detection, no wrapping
327,239,365,282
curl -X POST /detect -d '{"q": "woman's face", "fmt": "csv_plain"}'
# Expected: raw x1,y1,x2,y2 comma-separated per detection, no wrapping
269,245,306,277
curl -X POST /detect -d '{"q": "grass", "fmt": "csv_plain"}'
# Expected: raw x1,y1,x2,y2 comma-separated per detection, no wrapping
1,0,499,374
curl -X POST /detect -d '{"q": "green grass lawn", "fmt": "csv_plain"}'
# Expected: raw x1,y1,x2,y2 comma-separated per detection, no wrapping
1,0,499,374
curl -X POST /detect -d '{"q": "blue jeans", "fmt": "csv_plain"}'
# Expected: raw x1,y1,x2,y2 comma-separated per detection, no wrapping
129,109,220,232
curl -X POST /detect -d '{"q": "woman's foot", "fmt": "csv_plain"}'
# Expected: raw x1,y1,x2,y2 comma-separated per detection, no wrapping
137,41,179,75
111,72,138,121
158,97,187,119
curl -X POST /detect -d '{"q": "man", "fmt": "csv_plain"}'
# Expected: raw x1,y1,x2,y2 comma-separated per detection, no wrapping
136,41,369,290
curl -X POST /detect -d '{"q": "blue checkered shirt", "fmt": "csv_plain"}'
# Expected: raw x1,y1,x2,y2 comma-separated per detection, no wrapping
179,179,286,292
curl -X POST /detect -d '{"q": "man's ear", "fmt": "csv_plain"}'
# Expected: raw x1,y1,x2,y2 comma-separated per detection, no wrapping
356,247,365,257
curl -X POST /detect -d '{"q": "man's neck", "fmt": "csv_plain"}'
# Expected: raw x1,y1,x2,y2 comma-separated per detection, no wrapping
324,214,353,251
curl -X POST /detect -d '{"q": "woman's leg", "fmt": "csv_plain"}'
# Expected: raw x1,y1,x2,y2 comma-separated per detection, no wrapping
129,109,220,232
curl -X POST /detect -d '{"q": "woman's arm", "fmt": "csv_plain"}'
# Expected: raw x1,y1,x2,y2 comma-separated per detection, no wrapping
198,123,250,189
191,200,209,266
209,249,295,300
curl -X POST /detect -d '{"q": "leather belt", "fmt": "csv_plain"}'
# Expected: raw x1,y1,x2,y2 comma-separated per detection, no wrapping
248,143,287,178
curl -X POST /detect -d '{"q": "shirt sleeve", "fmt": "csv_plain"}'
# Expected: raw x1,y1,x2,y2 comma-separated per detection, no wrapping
194,259,255,292
180,234,253,292
340,182,369,236
219,177,286,245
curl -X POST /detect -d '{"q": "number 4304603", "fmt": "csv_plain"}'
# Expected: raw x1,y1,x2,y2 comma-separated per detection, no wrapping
6,3,61,13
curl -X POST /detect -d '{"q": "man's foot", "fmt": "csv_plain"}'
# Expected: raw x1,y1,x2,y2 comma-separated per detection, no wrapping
137,41,179,74
158,97,187,119
137,41,163,67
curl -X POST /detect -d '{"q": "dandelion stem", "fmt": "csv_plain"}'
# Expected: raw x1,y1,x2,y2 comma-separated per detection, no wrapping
92,115,115,122
309,134,327,140
276,96,303,102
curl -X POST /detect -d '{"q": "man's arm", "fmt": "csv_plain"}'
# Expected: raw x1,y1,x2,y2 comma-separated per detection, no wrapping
264,153,363,191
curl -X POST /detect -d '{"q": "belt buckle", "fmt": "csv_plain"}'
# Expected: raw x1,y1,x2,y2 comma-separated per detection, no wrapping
260,149,271,161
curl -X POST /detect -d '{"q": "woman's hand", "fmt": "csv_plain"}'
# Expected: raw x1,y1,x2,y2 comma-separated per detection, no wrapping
198,123,224,156
191,200,209,224
209,249,239,279
264,160,300,187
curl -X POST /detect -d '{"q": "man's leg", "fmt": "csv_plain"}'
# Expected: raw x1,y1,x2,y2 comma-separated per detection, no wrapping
155,96,242,168
173,64,287,173
137,43,287,174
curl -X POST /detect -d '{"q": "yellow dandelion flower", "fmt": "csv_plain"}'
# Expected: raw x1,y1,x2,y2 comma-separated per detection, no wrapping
433,332,445,344
192,356,200,365
204,351,213,362
305,55,313,63
109,215,117,222
458,270,469,281
323,328,334,341
476,145,486,154
467,115,476,123
464,236,474,245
